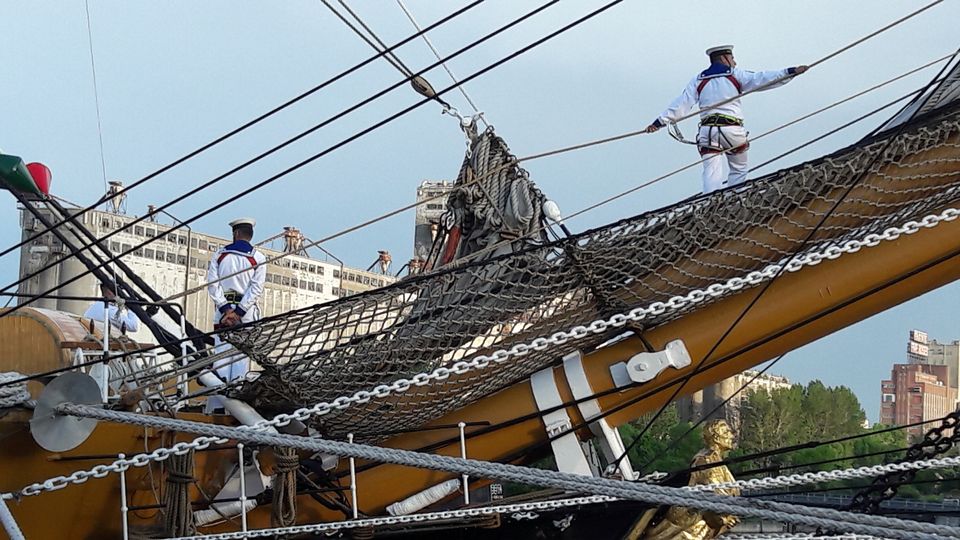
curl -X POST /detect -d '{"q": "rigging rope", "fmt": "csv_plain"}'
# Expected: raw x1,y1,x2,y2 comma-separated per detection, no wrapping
0,372,31,409
0,0,568,317
38,403,960,540
0,0,485,263
83,0,109,194
2,0,940,316
270,447,299,527
321,0,415,79
396,0,490,128
153,52,952,311
12,203,960,505
610,51,958,472
640,354,787,471
162,449,197,537
519,0,945,163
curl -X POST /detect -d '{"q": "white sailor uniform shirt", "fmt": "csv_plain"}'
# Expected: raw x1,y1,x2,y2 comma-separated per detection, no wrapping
654,64,798,127
82,302,140,333
206,240,267,325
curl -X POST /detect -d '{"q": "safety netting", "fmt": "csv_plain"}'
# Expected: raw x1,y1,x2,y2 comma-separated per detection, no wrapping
225,92,960,441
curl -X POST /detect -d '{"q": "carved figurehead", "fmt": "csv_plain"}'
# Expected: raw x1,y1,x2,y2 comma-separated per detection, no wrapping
633,419,741,540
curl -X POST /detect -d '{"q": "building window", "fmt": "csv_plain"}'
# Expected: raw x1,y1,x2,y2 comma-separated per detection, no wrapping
111,241,120,252
299,279,307,289
134,226,144,236
307,282,315,292
101,218,111,229
145,249,155,259
281,276,291,286
177,255,187,265
166,253,176,263
191,237,198,248
333,269,340,279
145,228,156,237
363,276,370,285
308,264,315,273
318,266,324,275
121,243,132,253
317,283,323,293
199,239,208,251
155,250,165,261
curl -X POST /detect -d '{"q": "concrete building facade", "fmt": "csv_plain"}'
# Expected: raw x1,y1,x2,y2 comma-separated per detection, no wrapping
411,179,453,273
679,370,792,430
880,363,956,437
18,205,395,339
905,329,960,409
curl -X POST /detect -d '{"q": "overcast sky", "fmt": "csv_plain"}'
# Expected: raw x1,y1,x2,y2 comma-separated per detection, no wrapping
1,1,958,421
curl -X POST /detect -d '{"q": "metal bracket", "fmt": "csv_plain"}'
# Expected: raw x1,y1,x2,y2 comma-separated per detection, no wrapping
530,368,592,476
562,351,639,480
610,339,692,388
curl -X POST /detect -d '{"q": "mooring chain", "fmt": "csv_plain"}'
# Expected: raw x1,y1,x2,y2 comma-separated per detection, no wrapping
40,404,960,540
8,206,960,502
845,411,960,513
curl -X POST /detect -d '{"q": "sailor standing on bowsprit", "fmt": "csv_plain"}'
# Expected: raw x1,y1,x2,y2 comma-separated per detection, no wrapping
645,45,808,193
205,217,266,412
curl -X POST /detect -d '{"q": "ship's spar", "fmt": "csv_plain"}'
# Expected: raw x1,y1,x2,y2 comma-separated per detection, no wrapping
1,2,960,539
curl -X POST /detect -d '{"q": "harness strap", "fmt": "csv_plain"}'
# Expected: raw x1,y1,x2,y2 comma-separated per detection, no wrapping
217,251,258,268
696,74,742,96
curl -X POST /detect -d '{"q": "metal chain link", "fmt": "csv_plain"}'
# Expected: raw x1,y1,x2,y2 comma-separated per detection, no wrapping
846,410,960,513
10,205,960,501
165,494,619,540
47,404,960,540
725,536,887,540
695,455,960,493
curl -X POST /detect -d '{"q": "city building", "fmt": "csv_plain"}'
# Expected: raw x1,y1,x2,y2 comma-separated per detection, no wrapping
411,179,454,273
905,328,960,408
880,363,956,437
17,197,396,339
678,370,792,430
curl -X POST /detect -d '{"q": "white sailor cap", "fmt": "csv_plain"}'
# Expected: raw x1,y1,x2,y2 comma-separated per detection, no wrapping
229,217,256,229
706,45,734,56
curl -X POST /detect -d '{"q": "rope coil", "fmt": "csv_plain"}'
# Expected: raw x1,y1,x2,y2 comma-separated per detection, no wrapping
163,450,197,537
0,372,31,409
270,447,299,527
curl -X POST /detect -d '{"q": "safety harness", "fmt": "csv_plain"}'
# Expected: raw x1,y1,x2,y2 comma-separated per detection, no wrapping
214,249,258,326
696,73,742,97
672,72,748,155
217,250,258,268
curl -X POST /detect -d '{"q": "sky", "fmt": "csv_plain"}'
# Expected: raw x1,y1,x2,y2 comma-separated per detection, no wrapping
1,0,959,421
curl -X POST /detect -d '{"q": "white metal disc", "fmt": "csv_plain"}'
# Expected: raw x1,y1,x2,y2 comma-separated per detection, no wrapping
31,372,101,452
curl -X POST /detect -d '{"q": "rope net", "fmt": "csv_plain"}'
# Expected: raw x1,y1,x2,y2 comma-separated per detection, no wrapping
223,101,960,442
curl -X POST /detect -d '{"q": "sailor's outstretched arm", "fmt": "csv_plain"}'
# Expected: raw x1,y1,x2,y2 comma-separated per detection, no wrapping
734,65,808,92
645,78,698,132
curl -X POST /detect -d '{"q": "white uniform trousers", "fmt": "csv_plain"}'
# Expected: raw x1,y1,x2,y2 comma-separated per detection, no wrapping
204,305,259,413
697,125,749,193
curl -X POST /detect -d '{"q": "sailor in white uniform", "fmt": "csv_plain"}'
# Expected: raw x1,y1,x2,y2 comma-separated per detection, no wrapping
83,282,140,334
205,217,267,411
646,45,808,193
